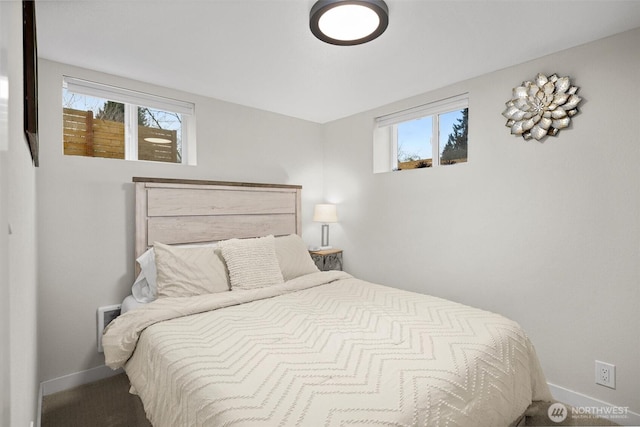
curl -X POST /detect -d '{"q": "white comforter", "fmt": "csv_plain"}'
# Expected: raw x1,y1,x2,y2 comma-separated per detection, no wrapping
104,271,551,426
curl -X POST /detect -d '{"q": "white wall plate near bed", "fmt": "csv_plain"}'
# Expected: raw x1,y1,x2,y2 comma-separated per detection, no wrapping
97,304,121,353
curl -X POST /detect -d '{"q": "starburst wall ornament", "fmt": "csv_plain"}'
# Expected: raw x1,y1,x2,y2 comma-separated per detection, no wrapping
502,73,581,141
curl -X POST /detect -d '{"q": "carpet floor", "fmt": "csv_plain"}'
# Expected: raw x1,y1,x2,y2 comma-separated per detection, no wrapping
41,373,619,427
42,373,151,427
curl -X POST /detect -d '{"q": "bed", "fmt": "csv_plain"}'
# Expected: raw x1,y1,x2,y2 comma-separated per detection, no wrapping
103,177,552,427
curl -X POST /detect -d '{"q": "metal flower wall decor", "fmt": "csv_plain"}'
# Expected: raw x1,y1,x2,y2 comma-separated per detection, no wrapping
502,73,581,141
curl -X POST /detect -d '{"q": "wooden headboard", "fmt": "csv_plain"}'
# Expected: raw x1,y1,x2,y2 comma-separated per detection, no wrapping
134,177,302,264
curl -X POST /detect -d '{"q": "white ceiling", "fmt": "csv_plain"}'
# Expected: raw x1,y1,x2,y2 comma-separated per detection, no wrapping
36,0,640,124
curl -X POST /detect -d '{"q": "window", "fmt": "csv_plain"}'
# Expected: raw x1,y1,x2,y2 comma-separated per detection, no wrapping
373,94,468,173
62,77,196,164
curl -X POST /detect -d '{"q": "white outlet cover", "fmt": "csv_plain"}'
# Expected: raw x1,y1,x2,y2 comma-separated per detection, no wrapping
595,360,616,389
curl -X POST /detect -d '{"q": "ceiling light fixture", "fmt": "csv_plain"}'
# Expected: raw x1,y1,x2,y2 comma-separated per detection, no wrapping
310,0,389,46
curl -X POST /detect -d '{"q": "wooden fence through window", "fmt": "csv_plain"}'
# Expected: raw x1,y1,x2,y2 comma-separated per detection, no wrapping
63,108,178,163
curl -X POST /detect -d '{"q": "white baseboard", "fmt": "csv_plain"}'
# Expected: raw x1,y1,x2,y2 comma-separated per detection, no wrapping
548,382,640,426
40,364,122,396
36,381,42,427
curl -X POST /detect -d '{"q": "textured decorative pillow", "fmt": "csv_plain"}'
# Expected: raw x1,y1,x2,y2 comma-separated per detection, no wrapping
154,242,230,298
275,234,319,281
219,235,284,290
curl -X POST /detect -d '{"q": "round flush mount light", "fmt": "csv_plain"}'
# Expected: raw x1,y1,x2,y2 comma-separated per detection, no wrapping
310,0,389,46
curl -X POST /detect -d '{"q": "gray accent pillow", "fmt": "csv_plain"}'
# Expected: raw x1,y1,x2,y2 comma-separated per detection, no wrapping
275,234,319,281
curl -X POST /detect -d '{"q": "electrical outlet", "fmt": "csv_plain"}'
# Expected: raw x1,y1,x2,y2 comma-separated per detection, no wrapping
97,304,121,353
595,360,615,389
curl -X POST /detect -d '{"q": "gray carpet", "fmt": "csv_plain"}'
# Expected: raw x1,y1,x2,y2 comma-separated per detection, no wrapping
41,373,619,427
41,373,151,427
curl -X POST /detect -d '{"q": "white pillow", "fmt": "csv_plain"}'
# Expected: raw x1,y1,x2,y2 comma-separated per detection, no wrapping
219,235,284,290
131,273,152,303
131,248,157,303
275,234,319,281
154,242,230,298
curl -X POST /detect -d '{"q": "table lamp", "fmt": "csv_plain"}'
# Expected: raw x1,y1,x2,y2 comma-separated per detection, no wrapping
313,204,338,249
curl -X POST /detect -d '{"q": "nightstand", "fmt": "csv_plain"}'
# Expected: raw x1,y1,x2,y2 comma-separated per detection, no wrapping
309,249,343,271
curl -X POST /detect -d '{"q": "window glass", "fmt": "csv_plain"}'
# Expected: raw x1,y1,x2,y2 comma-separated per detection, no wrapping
397,116,432,169
62,78,194,164
439,108,468,165
137,107,182,163
63,92,125,159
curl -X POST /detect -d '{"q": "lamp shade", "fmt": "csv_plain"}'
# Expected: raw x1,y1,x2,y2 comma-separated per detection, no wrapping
313,204,338,223
310,0,389,46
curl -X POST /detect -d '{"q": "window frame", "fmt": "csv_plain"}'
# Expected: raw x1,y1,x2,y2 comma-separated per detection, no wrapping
374,93,468,173
62,76,196,164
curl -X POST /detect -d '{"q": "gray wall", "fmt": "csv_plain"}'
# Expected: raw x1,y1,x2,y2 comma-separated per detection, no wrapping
37,60,325,382
0,1,39,426
323,28,640,413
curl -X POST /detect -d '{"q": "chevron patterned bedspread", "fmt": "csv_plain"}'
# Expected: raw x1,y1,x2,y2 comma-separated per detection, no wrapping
104,271,551,426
